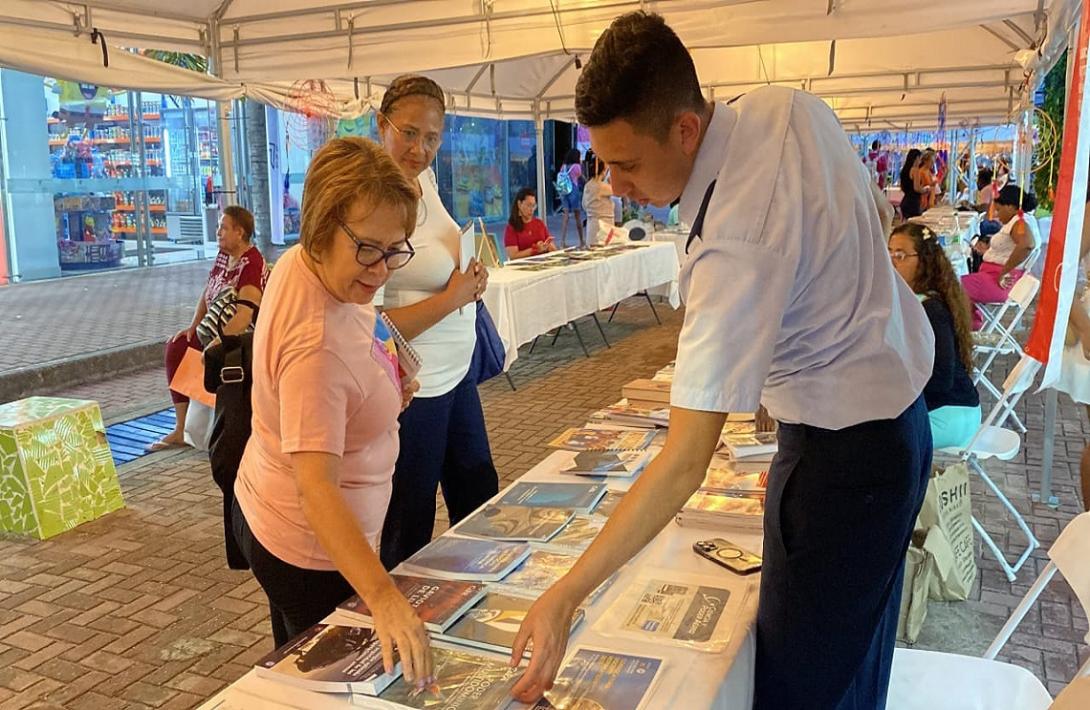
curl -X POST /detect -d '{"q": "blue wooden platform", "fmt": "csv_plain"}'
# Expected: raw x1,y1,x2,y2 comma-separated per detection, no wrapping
106,408,177,466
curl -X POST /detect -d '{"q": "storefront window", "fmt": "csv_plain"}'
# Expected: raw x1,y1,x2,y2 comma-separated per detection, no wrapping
38,79,220,274
446,115,506,224
507,120,536,202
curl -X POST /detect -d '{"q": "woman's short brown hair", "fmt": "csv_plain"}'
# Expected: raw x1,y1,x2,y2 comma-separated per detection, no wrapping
299,137,418,260
222,205,254,241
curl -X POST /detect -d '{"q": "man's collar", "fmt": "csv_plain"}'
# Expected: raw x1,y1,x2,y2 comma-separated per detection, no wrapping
678,102,737,227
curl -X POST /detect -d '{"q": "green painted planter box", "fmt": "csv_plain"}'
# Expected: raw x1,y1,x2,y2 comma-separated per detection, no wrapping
0,397,125,539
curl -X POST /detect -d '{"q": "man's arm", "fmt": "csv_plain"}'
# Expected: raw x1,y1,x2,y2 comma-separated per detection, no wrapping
509,406,726,700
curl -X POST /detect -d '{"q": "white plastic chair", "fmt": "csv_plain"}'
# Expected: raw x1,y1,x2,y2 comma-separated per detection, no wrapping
889,511,1090,709
973,274,1040,433
938,355,1041,582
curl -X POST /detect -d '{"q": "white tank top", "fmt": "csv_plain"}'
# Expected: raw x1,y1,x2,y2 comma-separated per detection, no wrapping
984,213,1039,267
382,169,476,397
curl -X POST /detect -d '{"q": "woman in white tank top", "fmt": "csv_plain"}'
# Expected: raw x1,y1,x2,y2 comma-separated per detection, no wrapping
375,75,500,572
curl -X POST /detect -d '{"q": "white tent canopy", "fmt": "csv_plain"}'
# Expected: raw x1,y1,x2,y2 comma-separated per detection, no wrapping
0,0,1080,128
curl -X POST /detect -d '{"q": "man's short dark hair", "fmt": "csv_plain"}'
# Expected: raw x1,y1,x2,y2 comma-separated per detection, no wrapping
575,12,705,140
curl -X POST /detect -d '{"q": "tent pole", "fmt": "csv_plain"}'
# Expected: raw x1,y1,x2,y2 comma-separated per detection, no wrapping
534,101,546,210
208,18,238,208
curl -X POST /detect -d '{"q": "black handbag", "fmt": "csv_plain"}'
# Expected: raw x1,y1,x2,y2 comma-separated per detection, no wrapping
469,300,505,384
202,308,259,571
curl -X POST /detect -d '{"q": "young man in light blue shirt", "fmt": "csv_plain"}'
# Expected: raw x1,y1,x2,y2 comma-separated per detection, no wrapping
509,12,935,710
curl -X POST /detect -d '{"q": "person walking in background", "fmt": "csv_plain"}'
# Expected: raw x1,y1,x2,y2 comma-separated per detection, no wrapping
232,137,434,686
556,148,585,248
889,223,981,449
373,75,498,572
151,206,266,451
582,150,615,245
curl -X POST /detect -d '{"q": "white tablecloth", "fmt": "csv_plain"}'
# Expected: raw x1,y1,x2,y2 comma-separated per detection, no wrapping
483,243,681,370
198,448,758,710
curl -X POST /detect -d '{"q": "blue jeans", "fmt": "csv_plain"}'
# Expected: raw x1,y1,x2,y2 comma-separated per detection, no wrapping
380,374,498,570
756,396,932,710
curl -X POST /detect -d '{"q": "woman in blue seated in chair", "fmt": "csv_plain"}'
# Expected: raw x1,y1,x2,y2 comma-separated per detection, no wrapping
889,223,982,449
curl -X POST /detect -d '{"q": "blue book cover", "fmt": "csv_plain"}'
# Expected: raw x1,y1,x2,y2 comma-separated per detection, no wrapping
534,648,664,710
498,482,607,513
401,536,530,582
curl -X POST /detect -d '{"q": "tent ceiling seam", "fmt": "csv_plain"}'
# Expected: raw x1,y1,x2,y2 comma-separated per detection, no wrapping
980,24,1021,51
537,55,578,100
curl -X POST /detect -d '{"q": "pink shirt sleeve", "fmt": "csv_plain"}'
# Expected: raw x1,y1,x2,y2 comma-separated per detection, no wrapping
277,347,356,456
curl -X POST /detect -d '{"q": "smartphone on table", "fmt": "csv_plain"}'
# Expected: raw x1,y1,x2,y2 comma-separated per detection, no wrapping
693,538,762,575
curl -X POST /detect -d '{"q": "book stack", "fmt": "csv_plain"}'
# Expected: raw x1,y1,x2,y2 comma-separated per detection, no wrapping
434,591,585,658
702,457,769,494
400,536,531,582
591,401,670,429
621,378,672,411
254,624,400,697
675,489,765,531
497,481,608,514
454,504,574,542
337,576,486,633
720,422,777,463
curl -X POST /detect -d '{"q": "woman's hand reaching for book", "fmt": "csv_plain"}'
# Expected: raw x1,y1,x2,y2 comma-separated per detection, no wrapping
509,583,579,702
369,582,433,688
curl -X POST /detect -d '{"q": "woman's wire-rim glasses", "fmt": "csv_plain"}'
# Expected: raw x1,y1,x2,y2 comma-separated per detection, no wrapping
888,248,918,263
337,219,415,269
379,111,442,152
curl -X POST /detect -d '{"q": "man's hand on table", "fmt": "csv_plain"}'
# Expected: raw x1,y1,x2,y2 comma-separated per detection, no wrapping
509,581,580,702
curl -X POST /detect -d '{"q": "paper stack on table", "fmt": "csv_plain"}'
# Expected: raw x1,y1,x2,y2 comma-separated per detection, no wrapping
675,489,765,531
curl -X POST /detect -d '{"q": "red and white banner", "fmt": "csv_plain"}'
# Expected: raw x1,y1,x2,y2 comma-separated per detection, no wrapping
1027,0,1090,387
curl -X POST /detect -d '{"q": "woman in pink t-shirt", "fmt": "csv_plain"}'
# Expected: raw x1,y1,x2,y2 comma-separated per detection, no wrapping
232,137,434,687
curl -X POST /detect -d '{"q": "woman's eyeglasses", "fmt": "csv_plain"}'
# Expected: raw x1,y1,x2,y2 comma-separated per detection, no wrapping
338,220,415,269
888,249,918,263
380,112,442,152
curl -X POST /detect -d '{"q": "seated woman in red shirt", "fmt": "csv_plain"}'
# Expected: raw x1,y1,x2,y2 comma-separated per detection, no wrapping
504,188,557,260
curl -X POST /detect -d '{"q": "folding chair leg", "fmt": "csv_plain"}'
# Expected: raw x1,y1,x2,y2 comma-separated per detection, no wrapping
591,313,610,348
607,301,621,323
969,458,1040,581
642,291,662,325
529,335,540,355
983,561,1058,659
551,326,563,347
571,321,591,358
504,372,517,391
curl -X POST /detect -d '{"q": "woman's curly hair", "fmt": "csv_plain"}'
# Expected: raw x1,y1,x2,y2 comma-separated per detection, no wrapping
892,222,975,373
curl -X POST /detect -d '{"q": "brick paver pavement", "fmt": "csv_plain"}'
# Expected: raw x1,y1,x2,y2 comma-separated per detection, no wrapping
0,214,576,378
1,300,1088,707
0,262,211,374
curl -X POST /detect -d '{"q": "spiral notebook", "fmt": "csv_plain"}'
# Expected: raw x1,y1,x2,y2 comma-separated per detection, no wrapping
378,311,422,382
